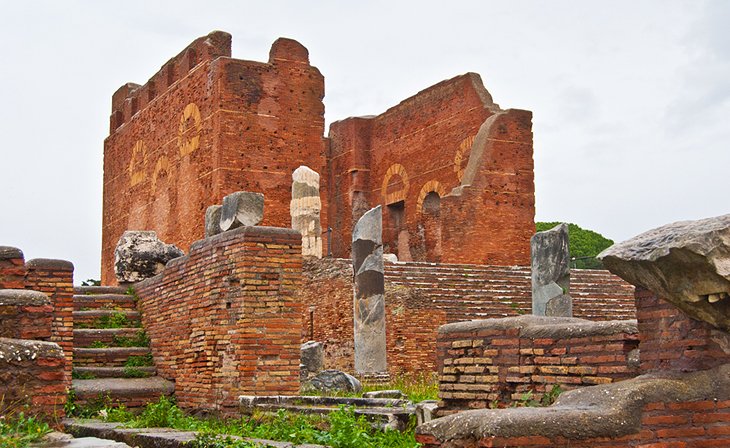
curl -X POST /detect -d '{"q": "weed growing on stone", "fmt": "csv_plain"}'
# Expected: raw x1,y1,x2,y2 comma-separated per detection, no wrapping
94,311,134,329
71,370,97,380
89,341,110,349
124,353,153,367
122,367,150,378
112,330,150,347
0,396,52,448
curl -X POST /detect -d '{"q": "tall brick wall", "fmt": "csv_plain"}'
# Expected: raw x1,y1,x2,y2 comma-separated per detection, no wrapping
327,74,535,265
25,259,75,382
302,258,635,374
102,32,326,284
135,226,303,412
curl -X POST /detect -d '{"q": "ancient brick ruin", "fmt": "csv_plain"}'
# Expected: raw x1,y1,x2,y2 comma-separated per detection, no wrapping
101,31,533,284
7,29,730,448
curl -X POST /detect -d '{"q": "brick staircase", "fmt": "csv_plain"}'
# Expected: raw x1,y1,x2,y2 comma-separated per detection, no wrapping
384,262,635,322
71,286,174,409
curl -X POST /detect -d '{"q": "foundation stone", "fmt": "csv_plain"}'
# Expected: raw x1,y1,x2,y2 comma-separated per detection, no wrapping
352,205,387,375
531,223,571,316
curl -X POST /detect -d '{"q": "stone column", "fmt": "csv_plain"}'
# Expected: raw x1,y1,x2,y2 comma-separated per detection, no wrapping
352,205,387,374
291,166,322,258
531,223,572,316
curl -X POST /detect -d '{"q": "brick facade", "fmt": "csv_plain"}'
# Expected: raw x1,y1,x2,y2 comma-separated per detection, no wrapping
302,258,635,375
101,31,326,284
327,74,535,265
101,32,537,284
135,226,303,412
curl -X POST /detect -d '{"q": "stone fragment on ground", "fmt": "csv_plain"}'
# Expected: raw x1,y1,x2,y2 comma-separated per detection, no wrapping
31,431,131,448
362,389,406,399
302,369,362,393
599,213,730,331
114,231,183,283
219,191,264,231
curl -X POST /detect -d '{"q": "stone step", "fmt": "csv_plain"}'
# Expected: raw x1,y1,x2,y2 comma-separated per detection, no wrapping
73,366,156,379
75,286,128,295
74,328,148,348
74,310,141,329
74,294,137,311
73,347,151,367
71,377,174,409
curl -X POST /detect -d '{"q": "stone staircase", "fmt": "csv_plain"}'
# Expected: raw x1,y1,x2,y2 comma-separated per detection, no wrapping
71,286,174,409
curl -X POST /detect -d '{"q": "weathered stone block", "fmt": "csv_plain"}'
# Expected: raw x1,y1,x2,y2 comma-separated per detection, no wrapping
219,192,264,231
291,166,322,258
114,231,184,283
600,214,730,331
531,223,571,317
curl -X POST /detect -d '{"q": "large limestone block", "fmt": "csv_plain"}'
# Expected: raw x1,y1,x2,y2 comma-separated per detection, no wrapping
599,214,730,331
531,223,571,316
301,340,324,376
114,231,184,283
352,205,387,374
303,369,362,394
219,191,264,231
291,166,322,258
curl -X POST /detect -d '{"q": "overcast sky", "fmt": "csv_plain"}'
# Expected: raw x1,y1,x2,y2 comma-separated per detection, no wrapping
1,1,728,283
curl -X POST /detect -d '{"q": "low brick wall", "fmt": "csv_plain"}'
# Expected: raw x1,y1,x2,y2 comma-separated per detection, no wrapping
436,316,639,413
0,289,53,340
0,246,26,288
0,338,67,417
25,259,75,382
302,258,635,374
136,226,303,412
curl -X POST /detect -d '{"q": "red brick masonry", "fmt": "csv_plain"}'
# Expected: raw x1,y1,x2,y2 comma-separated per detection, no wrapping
416,288,730,447
135,226,303,412
302,258,635,375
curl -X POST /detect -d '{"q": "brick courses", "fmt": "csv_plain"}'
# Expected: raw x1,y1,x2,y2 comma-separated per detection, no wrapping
435,316,639,413
135,226,303,412
25,258,75,382
0,338,67,417
302,258,635,375
417,289,730,447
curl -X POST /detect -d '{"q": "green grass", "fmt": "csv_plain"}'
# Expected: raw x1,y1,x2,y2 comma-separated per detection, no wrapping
89,341,110,349
0,397,52,448
362,373,439,403
86,396,420,448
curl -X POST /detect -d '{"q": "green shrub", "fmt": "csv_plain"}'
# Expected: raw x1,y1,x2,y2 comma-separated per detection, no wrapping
112,330,150,347
0,396,52,448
